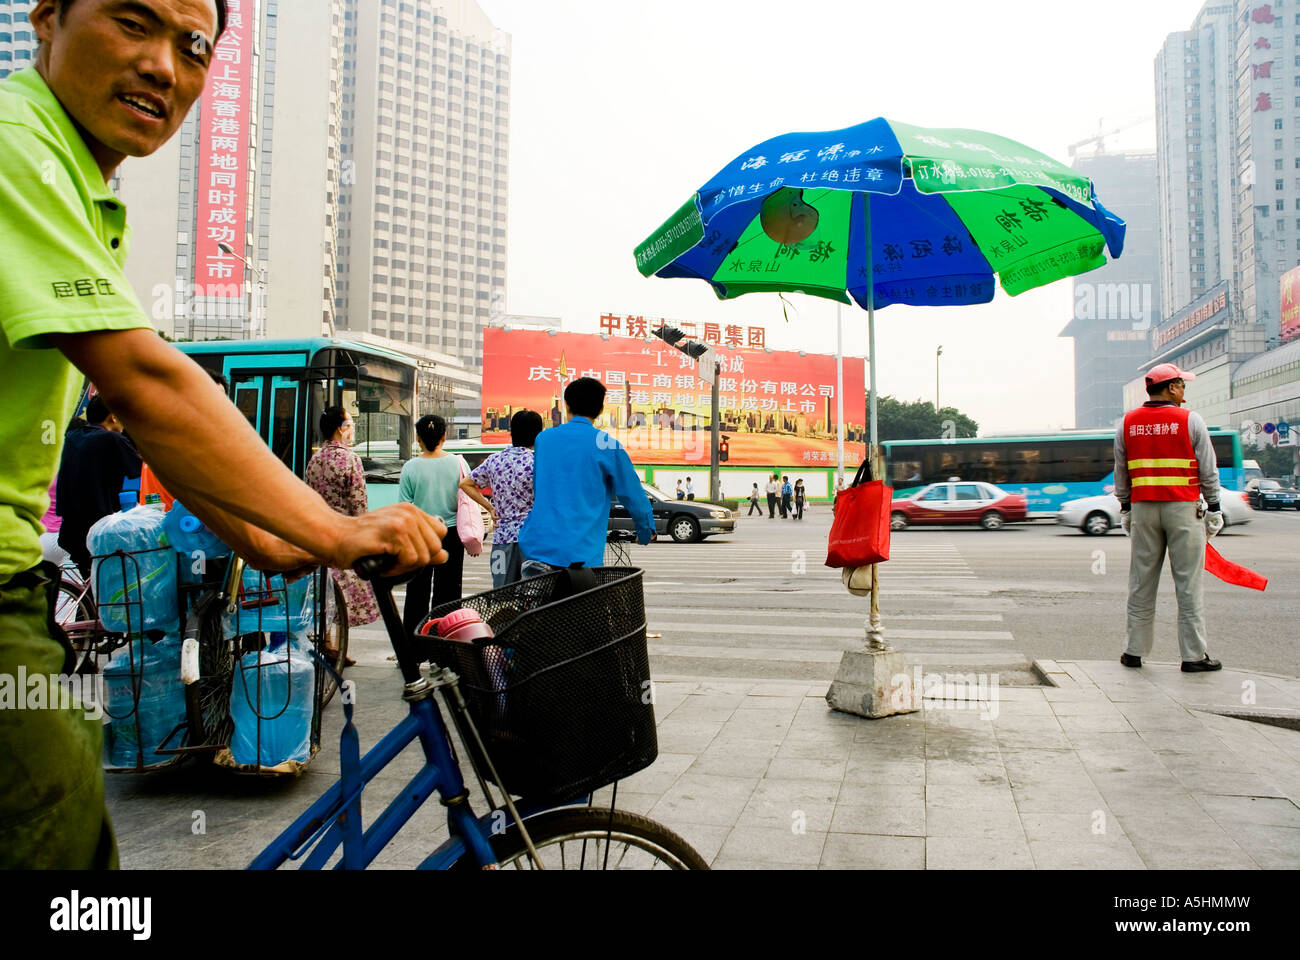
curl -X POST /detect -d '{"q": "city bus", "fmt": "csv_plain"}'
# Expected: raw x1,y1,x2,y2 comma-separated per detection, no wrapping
177,337,418,507
882,429,1246,517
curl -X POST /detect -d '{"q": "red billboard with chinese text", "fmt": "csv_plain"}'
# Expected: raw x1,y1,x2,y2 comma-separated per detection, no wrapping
194,0,254,300
1282,265,1300,344
480,329,868,468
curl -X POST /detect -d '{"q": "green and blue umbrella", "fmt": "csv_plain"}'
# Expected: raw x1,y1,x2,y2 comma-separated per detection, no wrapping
635,118,1126,310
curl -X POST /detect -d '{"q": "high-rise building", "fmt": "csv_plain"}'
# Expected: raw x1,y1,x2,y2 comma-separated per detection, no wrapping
339,0,509,371
1155,3,1237,317
0,0,35,80
1232,0,1295,342
1061,151,1162,428
111,0,509,376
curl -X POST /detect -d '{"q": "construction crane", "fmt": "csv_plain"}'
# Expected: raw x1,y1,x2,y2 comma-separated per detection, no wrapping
1068,116,1154,160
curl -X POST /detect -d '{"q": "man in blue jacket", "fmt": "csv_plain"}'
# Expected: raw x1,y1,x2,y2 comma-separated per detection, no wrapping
519,377,654,573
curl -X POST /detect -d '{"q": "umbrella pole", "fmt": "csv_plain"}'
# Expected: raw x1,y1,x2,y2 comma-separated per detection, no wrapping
864,195,886,651
825,192,914,719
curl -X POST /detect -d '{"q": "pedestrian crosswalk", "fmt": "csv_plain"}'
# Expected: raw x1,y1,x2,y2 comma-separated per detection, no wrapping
375,517,1039,685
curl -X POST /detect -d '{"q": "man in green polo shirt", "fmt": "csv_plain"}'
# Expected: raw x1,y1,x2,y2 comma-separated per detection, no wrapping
1,0,447,869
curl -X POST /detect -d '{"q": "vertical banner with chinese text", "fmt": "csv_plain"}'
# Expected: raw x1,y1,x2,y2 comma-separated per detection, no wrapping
194,0,255,303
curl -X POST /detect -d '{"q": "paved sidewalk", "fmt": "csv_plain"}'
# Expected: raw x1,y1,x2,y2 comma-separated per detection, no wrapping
619,658,1300,869
104,652,1300,869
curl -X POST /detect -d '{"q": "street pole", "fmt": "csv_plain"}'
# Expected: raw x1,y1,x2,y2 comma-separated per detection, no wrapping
710,360,721,503
936,345,943,412
864,194,884,649
836,302,844,486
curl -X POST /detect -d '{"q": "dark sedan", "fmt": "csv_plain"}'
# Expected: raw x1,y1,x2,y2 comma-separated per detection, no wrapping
609,482,736,543
1247,478,1300,511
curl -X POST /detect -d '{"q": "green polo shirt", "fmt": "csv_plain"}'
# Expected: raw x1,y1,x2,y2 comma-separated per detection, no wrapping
0,67,152,581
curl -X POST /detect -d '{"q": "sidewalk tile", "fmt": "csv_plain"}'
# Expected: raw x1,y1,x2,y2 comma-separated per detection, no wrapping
821,834,924,869
711,859,820,870
925,781,1016,808
1057,714,1136,734
925,803,1024,839
832,790,925,836
739,798,836,833
844,757,926,786
1196,794,1300,828
1011,784,1109,814
687,752,773,779
926,836,1033,869
1028,840,1145,870
700,737,782,760
765,757,848,782
1167,770,1286,798
995,729,1074,751
717,826,827,865
664,822,732,863
717,711,792,740
1201,823,1300,870
1119,818,1257,870
1020,810,1123,844
776,738,855,761
738,695,805,714
925,759,1008,786
664,697,740,722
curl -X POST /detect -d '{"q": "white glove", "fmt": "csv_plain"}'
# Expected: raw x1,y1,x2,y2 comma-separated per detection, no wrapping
1205,511,1224,539
1120,511,1131,536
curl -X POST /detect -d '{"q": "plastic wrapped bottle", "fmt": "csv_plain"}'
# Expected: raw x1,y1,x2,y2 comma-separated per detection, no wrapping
87,509,179,634
162,501,231,583
223,567,315,636
228,637,314,767
101,634,186,768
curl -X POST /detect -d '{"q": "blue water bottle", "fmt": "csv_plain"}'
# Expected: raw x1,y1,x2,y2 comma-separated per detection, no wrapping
163,502,231,582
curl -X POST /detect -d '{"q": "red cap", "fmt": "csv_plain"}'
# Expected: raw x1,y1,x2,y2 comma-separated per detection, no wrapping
1145,362,1195,387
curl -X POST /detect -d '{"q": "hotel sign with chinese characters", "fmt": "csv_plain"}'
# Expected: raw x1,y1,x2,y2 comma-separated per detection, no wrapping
1251,5,1276,113
194,0,255,300
1154,287,1227,350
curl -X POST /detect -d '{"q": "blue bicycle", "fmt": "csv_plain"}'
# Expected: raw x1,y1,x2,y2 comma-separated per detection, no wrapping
250,560,708,870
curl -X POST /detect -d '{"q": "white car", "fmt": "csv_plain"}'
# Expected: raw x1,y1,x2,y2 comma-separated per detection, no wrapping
1058,491,1254,535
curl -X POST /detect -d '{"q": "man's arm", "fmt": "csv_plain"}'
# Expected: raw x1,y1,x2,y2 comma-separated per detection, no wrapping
607,443,654,542
52,329,446,573
1188,412,1221,510
1113,427,1130,509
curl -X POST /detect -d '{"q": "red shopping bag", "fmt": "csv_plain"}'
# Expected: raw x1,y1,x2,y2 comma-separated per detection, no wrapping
825,460,892,568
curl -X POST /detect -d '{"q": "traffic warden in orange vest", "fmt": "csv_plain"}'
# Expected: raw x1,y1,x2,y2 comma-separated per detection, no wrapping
1114,363,1224,672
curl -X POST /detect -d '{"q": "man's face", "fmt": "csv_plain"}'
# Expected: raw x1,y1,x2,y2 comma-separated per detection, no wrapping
32,0,217,177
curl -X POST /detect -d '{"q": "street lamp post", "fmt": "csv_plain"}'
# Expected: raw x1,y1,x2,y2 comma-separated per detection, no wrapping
651,323,718,500
217,241,266,339
936,345,943,412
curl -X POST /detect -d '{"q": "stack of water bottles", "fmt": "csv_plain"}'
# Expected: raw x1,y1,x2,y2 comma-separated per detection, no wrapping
87,501,187,768
224,567,318,769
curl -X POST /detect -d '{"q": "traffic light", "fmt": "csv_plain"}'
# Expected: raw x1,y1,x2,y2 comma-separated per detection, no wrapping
652,323,685,346
719,437,730,463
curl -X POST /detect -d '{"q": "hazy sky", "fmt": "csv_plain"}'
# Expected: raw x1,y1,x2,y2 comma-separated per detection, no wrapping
476,0,1206,434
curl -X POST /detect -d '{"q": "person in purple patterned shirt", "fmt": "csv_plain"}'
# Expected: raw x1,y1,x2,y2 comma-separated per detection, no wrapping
460,410,543,587
304,406,379,662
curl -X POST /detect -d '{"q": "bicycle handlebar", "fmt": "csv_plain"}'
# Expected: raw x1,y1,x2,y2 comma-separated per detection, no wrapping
354,554,398,581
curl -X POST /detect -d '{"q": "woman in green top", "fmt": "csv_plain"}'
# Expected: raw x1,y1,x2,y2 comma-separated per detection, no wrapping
399,415,465,633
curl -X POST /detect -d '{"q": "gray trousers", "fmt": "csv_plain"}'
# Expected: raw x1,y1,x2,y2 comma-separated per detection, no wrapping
1125,500,1208,662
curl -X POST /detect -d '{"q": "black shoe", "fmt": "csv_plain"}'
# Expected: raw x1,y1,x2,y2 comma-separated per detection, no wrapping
1120,653,1142,668
1181,655,1222,673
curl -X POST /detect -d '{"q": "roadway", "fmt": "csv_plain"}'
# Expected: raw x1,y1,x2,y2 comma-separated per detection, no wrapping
459,504,1299,682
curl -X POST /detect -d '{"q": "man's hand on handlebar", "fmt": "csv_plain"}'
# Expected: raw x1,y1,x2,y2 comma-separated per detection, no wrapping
330,504,447,576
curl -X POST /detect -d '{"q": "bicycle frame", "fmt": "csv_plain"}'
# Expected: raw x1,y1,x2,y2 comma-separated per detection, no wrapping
249,573,556,870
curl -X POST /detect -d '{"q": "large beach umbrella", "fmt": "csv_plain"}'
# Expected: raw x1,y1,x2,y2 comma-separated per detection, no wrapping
634,118,1126,673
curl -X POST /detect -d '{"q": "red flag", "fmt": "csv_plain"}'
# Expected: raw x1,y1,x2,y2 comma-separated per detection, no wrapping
1205,544,1267,591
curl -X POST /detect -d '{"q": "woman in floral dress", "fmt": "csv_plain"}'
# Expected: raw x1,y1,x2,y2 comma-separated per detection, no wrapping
304,406,379,661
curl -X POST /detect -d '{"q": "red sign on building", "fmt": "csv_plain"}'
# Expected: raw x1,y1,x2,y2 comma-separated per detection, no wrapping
194,0,255,301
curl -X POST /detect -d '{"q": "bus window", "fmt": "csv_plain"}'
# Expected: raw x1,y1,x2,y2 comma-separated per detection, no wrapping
892,459,923,485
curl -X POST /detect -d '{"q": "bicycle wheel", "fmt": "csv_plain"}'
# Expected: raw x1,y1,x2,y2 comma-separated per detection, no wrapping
191,592,235,747
460,807,709,870
55,580,101,673
317,579,349,709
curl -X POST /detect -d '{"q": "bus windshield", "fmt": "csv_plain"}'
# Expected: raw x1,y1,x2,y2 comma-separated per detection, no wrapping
309,350,414,481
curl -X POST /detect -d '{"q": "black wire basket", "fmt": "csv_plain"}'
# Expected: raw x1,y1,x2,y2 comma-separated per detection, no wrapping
421,567,657,806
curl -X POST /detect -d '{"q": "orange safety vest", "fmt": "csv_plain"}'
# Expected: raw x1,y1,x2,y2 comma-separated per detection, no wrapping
1122,405,1199,502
